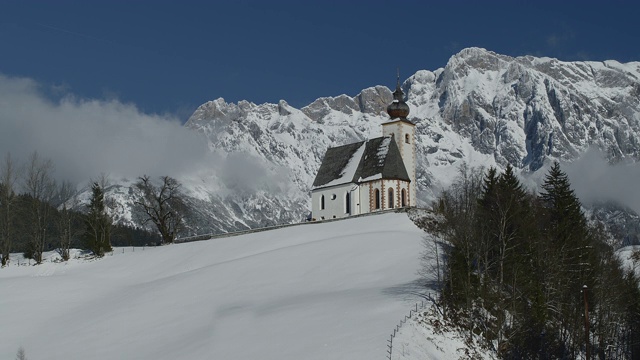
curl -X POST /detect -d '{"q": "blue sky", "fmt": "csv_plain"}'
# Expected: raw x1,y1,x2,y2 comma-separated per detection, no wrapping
1,0,639,120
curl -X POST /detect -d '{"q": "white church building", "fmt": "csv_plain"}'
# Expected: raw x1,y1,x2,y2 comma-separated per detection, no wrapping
310,77,416,220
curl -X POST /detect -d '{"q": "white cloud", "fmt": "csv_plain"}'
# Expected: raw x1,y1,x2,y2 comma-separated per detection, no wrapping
0,73,295,200
563,148,640,214
0,73,210,185
217,152,289,197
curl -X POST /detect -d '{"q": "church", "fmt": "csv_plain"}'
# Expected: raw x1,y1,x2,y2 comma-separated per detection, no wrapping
310,77,416,220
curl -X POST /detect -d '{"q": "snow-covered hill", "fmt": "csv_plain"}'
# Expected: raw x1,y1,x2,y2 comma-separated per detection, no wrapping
0,213,440,360
91,48,640,242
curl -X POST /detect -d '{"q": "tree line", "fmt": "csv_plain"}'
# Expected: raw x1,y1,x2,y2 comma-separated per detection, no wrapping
0,151,187,266
422,162,640,359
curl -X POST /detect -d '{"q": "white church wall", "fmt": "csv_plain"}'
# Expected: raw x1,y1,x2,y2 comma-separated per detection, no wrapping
364,180,382,212
359,183,371,214
312,178,412,221
311,183,356,220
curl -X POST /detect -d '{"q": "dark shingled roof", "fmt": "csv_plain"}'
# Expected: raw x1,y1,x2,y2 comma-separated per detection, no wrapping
357,137,410,181
311,141,365,189
312,136,410,189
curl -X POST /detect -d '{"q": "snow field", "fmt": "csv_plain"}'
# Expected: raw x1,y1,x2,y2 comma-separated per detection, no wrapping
0,213,425,360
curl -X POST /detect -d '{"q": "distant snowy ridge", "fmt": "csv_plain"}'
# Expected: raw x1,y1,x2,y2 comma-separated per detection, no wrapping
90,48,640,241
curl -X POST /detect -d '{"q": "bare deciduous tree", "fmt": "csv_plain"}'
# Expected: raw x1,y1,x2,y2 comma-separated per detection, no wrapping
23,151,57,264
134,175,185,244
1,152,20,266
55,180,78,261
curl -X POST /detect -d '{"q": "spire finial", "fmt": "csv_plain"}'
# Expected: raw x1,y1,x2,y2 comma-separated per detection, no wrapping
392,69,404,101
387,70,410,120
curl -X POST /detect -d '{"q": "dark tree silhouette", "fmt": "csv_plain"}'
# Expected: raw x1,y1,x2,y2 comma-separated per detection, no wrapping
84,182,112,257
134,175,185,244
0,153,19,266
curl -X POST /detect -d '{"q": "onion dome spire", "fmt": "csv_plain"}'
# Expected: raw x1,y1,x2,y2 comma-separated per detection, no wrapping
386,69,410,120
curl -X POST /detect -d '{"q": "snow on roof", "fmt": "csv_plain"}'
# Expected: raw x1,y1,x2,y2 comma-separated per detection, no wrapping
376,136,391,165
357,173,382,182
311,141,366,190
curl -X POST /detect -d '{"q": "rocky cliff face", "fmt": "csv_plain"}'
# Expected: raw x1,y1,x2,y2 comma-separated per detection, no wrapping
101,48,640,243
409,47,640,174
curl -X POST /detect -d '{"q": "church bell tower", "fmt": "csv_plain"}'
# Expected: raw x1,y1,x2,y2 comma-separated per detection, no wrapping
382,74,416,206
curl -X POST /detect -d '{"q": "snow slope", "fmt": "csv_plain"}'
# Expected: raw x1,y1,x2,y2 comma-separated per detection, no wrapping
0,213,427,360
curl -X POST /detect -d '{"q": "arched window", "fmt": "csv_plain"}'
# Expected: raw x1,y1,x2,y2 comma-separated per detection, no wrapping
388,188,394,209
320,195,325,210
374,189,380,210
401,189,406,207
405,133,410,144
345,192,351,214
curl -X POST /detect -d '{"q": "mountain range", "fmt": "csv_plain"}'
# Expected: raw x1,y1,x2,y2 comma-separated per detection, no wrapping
97,47,640,244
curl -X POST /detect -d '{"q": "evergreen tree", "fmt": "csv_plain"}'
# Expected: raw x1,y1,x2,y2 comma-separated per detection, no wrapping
84,182,112,256
0,182,16,266
537,162,598,356
476,166,499,282
494,164,529,286
539,161,588,245
0,153,19,266
424,161,640,357
483,165,533,348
